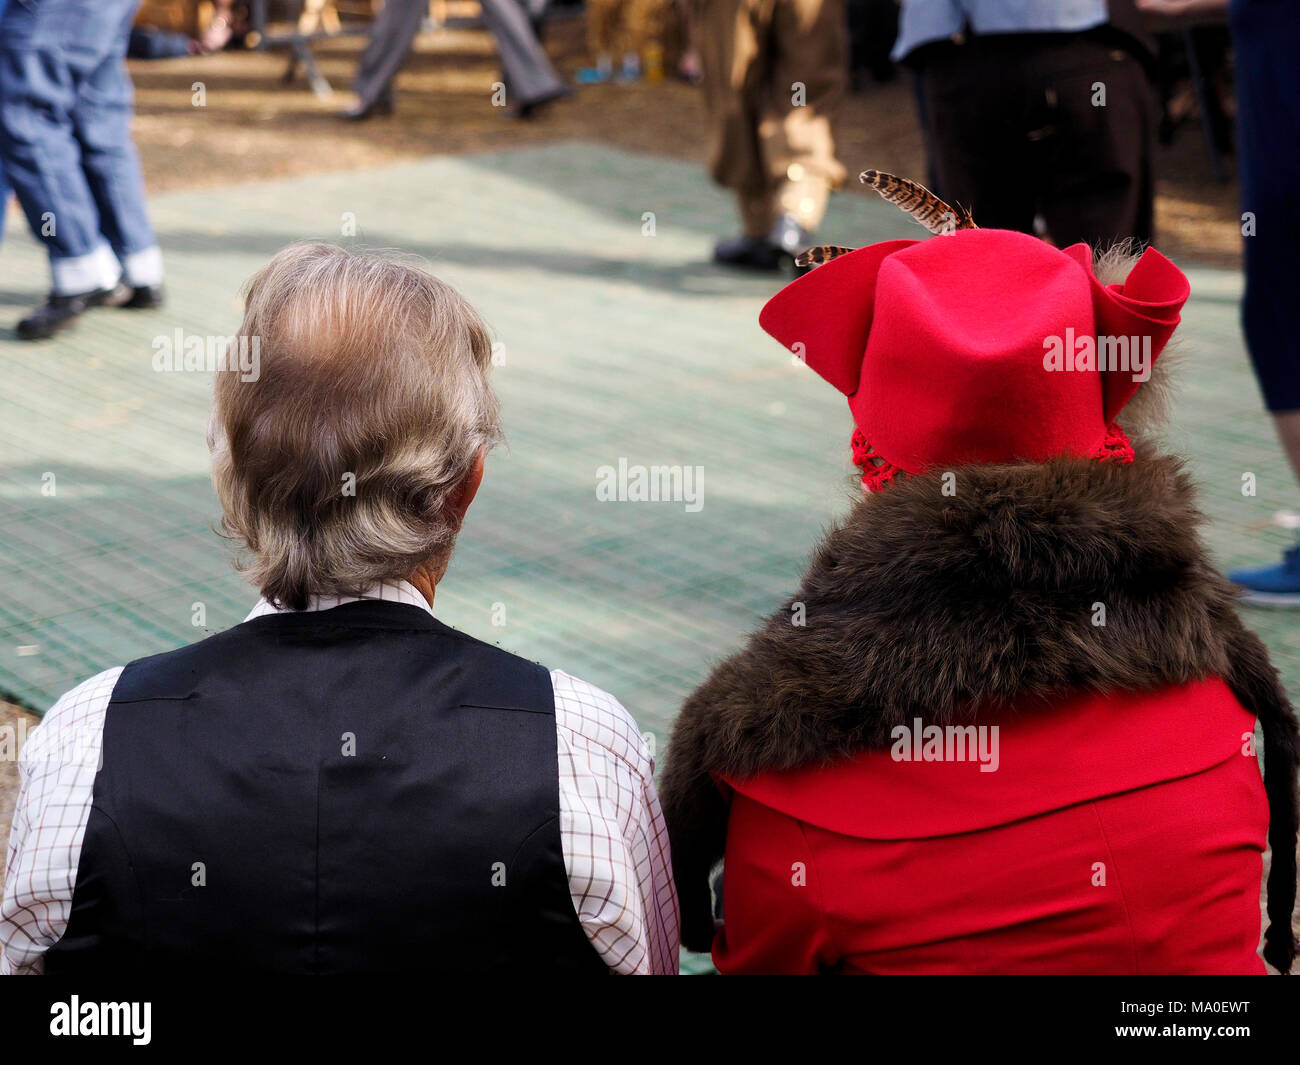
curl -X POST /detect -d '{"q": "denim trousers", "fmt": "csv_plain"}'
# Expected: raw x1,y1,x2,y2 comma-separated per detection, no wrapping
0,0,8,243
0,0,161,291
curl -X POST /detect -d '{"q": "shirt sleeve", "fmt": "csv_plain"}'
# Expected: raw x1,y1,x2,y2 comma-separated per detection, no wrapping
550,670,680,974
0,667,120,976
712,792,839,975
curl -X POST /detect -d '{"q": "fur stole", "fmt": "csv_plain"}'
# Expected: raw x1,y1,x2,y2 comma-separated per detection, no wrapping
660,451,1300,971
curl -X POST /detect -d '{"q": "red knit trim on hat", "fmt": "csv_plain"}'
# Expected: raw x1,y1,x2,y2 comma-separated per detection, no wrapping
1091,422,1136,464
850,427,905,492
851,421,1135,491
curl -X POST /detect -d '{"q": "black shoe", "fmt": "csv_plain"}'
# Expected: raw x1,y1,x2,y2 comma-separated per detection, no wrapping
120,284,165,310
15,283,130,341
769,212,812,255
339,91,394,121
514,85,571,120
713,234,784,271
769,213,817,277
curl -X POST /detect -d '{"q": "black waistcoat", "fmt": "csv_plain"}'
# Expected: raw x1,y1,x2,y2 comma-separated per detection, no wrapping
44,601,608,975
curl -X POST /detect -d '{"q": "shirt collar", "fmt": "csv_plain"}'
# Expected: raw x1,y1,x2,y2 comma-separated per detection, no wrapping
243,579,435,622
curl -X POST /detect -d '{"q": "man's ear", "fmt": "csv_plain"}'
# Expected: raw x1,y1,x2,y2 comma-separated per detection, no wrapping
448,448,485,527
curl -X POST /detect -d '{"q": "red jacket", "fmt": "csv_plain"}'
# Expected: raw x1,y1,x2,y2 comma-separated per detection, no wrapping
660,456,1298,973
713,679,1268,974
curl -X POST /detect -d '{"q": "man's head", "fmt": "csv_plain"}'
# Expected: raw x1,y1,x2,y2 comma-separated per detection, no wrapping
209,242,500,609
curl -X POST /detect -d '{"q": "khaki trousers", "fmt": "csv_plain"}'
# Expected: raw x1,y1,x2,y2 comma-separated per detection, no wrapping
695,0,847,237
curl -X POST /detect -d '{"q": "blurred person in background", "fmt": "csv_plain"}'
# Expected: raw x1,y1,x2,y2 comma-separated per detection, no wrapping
197,0,246,53
847,0,898,88
0,0,7,245
577,0,666,83
675,0,703,82
1137,0,1300,605
699,0,847,271
0,0,164,340
344,0,568,120
0,243,679,975
129,0,249,57
895,0,1159,248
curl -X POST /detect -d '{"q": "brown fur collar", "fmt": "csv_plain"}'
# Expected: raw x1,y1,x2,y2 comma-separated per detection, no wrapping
660,451,1299,970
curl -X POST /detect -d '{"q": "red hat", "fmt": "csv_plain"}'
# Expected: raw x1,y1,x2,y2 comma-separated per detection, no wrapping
759,229,1190,489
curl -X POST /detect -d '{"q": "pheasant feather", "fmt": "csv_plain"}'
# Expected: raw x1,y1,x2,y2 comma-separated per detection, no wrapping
859,169,977,234
792,171,977,268
793,245,856,268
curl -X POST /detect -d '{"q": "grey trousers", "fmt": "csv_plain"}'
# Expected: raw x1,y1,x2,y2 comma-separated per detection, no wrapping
353,0,564,110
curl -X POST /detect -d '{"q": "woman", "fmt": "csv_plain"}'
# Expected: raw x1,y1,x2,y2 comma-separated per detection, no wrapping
661,177,1299,974
1,243,678,975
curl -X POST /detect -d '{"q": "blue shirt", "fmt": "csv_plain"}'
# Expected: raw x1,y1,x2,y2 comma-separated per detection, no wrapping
893,0,1111,61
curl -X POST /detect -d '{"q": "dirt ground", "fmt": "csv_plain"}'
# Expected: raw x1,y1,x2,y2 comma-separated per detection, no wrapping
120,18,1242,266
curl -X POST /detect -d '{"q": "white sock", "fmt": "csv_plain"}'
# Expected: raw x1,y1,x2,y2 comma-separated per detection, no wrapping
121,245,164,288
51,243,121,296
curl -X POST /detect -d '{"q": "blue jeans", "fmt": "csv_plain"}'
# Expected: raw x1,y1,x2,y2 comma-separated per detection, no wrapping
0,0,8,243
0,0,160,292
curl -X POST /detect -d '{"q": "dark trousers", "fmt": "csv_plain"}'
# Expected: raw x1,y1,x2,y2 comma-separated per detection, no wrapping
917,33,1156,250
354,0,564,111
1231,0,1300,413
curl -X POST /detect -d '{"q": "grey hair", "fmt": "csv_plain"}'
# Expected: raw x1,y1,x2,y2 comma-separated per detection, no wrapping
209,242,501,609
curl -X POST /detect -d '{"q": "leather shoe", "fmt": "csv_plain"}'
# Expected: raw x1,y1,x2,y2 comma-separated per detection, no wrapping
514,85,571,120
713,234,783,271
339,91,394,121
121,284,165,310
16,283,131,341
769,212,812,257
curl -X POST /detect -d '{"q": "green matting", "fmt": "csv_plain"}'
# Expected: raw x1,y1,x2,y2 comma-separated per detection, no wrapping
1,142,1296,735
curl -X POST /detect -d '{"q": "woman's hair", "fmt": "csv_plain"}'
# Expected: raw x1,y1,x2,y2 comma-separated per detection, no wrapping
209,242,501,609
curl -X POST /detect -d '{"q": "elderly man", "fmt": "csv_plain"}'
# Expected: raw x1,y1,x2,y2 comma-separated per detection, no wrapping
0,243,678,975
